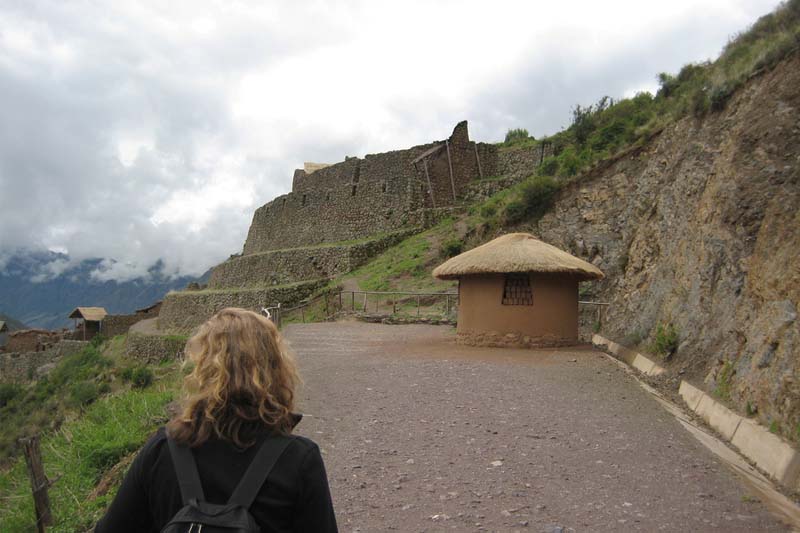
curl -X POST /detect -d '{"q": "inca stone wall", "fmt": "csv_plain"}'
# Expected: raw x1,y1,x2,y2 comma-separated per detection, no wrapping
0,340,88,383
158,279,326,333
103,314,147,337
243,122,489,254
209,231,414,289
159,121,547,334
125,333,187,364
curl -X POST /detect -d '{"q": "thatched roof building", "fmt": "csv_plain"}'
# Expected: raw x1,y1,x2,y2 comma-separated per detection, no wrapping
68,307,108,341
433,233,603,281
434,233,603,348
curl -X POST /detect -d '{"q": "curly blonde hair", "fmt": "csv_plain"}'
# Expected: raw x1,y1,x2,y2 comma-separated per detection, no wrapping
167,307,300,448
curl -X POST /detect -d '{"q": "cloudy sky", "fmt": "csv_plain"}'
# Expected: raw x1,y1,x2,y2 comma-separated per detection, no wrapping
0,0,779,282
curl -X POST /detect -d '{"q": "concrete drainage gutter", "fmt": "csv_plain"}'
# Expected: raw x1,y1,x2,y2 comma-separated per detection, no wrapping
592,334,800,493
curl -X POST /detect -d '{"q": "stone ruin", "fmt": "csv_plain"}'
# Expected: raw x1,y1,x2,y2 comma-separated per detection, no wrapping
158,121,550,332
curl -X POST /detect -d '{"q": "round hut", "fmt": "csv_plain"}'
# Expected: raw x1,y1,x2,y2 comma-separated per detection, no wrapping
433,233,604,348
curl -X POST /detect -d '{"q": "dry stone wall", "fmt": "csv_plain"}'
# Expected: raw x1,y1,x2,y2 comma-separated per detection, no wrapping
209,231,414,289
158,279,326,333
243,122,488,255
103,314,146,337
0,340,88,383
125,333,187,364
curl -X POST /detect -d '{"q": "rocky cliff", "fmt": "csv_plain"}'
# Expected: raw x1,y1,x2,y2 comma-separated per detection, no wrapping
536,54,800,438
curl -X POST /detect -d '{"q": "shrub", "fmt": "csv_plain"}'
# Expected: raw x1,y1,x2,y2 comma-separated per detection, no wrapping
131,366,154,389
709,82,737,111
652,323,679,358
691,88,710,117
504,128,532,144
440,239,463,258
503,200,528,225
69,381,100,406
0,383,22,408
714,361,735,401
537,156,559,176
90,334,106,349
479,203,497,219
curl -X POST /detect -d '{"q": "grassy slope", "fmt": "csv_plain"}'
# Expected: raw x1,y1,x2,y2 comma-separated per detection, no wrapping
0,337,182,531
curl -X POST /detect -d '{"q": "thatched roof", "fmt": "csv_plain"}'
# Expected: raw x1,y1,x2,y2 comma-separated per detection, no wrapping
0,321,7,333
68,307,108,322
433,233,604,281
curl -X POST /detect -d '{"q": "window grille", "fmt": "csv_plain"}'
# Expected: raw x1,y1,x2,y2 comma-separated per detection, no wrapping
502,274,533,305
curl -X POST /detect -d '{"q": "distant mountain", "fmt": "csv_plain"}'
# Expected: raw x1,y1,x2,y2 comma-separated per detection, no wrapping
0,252,209,330
0,313,27,331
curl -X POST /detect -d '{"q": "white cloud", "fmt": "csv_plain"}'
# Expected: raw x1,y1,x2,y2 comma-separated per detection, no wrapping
0,0,781,280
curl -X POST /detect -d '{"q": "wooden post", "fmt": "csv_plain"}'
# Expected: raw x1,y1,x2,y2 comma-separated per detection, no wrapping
474,143,483,178
338,291,343,311
417,295,421,317
352,291,355,311
422,159,436,208
446,294,450,316
445,140,457,202
363,292,368,312
21,436,52,532
393,300,397,314
301,307,305,323
324,294,329,318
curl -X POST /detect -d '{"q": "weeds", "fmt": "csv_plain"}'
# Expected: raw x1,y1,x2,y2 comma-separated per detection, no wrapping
651,323,679,359
714,361,735,401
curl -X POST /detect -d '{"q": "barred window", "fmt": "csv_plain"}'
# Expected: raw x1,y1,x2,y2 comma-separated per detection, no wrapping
502,274,533,305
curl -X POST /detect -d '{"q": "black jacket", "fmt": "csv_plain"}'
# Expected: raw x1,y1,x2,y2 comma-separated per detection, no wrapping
95,427,338,532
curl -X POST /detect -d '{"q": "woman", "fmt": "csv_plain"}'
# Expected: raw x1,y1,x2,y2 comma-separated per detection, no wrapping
96,308,337,532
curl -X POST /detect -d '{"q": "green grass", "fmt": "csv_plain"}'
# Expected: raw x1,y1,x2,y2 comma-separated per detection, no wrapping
714,361,735,401
651,323,679,359
0,387,174,532
0,344,116,462
513,1,800,188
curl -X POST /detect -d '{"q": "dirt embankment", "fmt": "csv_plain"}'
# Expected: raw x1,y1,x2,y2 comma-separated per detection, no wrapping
535,54,800,440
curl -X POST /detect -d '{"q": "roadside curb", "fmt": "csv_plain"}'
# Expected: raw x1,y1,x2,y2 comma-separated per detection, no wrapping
592,334,800,493
591,334,665,376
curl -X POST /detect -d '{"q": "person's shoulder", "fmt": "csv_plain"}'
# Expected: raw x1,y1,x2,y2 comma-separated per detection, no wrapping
287,434,319,454
138,426,169,461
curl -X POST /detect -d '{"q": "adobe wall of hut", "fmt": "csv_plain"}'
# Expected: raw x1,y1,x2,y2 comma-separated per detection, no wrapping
6,329,61,353
456,273,579,348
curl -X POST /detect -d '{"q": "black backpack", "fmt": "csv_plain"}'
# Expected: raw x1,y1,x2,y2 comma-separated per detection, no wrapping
162,435,293,533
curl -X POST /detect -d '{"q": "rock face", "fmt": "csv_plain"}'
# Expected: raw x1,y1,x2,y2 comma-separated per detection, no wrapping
536,55,800,437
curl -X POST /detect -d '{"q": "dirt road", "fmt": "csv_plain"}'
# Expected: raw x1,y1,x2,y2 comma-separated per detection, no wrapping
286,322,787,532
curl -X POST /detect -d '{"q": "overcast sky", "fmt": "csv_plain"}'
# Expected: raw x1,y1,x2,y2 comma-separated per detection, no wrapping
0,0,780,282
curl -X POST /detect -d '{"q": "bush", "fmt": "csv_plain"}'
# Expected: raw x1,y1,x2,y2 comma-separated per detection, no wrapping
691,88,710,117
504,128,532,144
0,383,22,408
537,156,559,176
69,381,100,406
130,366,154,389
652,323,679,358
440,239,464,258
709,82,737,111
503,200,528,225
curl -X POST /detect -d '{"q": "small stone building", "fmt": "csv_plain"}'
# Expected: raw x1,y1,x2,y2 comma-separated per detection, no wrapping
433,233,604,348
69,307,108,341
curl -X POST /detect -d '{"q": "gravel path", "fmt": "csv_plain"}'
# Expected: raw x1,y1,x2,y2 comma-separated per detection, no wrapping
286,322,788,532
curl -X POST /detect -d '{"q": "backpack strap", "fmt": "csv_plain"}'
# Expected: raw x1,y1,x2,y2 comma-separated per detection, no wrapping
227,435,294,509
167,437,206,505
